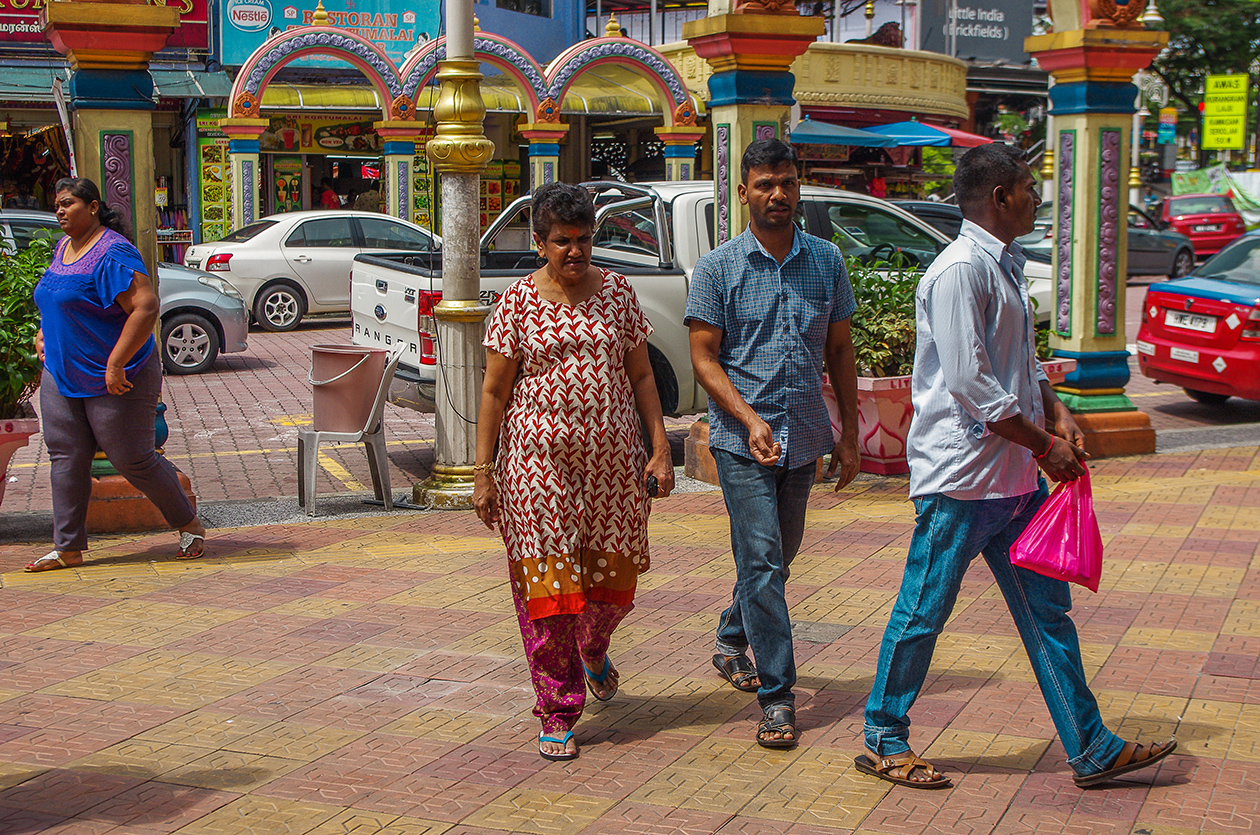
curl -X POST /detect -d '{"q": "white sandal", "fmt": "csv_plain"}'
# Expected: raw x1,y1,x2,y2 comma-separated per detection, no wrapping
25,551,81,572
176,531,205,560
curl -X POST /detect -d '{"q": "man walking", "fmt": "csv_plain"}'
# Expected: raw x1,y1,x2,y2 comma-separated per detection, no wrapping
858,143,1175,789
685,138,860,749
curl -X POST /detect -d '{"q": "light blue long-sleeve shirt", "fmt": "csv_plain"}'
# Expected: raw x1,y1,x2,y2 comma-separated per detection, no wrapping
907,219,1049,500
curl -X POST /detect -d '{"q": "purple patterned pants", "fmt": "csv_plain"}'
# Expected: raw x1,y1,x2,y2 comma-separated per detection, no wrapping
510,576,631,735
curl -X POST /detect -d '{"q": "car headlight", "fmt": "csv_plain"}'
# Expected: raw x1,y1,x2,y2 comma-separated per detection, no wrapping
197,274,243,299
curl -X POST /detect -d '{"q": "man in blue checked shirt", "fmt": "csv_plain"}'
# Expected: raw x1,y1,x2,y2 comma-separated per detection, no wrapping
858,143,1175,790
685,138,860,750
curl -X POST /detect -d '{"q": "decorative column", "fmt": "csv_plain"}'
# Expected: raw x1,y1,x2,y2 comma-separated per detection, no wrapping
684,4,823,244
415,0,495,509
375,122,426,219
218,119,268,229
41,0,180,278
1026,4,1168,457
654,126,706,180
519,114,569,189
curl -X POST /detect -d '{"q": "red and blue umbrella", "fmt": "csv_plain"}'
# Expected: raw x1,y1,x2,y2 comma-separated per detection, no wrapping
866,120,993,147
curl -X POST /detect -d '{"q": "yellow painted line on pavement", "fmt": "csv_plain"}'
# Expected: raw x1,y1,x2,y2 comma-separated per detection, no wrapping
5,437,435,471
1128,390,1184,398
317,452,365,491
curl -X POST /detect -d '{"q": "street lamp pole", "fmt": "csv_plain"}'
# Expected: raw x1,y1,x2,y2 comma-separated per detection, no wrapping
417,0,495,509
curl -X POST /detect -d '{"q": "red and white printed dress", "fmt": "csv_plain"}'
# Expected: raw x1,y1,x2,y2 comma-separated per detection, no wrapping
485,269,653,621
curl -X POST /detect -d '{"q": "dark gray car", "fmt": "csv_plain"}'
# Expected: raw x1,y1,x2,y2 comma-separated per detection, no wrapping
1018,203,1196,279
0,210,249,375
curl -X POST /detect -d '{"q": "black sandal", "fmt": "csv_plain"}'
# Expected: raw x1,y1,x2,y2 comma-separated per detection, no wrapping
756,705,798,749
713,653,759,693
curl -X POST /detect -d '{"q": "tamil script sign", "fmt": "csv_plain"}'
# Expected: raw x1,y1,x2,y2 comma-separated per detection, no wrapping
919,0,1033,65
0,0,209,50
219,0,440,67
1202,74,1248,151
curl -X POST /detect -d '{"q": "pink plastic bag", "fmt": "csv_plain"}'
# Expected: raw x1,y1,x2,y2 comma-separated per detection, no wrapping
1009,468,1103,593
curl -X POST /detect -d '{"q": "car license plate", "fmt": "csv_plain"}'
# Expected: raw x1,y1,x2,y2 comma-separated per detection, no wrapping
1170,347,1199,363
1165,310,1217,333
1192,224,1222,233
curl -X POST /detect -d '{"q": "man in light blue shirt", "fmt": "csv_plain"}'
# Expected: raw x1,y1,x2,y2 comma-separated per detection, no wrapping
859,144,1175,789
686,139,860,749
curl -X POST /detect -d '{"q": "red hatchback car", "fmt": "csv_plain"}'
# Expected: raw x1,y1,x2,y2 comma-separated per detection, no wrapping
1159,193,1247,258
1136,231,1260,403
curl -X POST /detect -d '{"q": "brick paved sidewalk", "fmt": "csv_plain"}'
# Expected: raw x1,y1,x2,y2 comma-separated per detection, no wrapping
2,446,1258,835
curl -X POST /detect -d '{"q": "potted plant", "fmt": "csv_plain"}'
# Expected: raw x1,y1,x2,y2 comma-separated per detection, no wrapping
826,253,1075,475
0,237,51,507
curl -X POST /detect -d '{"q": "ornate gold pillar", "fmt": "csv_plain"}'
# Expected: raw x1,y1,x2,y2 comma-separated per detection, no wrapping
414,34,495,508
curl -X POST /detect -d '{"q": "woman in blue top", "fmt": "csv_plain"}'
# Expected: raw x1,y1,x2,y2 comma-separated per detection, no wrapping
26,177,207,572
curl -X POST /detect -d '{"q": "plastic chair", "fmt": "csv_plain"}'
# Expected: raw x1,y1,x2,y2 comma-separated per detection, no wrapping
297,344,406,516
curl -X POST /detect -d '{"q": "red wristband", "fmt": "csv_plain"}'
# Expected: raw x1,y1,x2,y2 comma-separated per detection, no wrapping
1034,437,1054,460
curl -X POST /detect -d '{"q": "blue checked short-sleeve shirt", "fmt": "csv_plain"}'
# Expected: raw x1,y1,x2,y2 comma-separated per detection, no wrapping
685,225,856,469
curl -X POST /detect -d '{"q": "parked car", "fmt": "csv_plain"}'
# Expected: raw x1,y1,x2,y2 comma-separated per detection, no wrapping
1018,203,1196,279
891,200,963,239
352,180,1053,415
157,263,250,374
183,210,441,331
1,209,248,375
1135,231,1260,404
1158,193,1246,258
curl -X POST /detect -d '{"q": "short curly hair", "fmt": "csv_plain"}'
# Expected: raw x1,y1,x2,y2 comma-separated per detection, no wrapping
531,182,596,238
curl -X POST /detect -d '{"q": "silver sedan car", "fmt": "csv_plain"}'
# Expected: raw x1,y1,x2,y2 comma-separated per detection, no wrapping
183,210,440,331
157,263,249,375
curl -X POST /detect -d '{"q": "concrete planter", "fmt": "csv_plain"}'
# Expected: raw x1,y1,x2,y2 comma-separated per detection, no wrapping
0,401,39,509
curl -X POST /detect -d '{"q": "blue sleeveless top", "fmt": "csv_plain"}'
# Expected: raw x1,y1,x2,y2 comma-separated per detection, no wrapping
34,228,154,398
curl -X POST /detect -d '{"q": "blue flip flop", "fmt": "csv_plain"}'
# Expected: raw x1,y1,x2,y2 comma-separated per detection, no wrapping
583,656,618,701
539,730,578,762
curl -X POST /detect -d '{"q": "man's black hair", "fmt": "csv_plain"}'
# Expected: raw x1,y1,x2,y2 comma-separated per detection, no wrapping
953,143,1028,217
741,138,797,183
531,182,596,237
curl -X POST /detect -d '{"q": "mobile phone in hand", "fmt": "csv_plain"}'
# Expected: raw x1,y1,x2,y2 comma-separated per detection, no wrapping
646,475,659,497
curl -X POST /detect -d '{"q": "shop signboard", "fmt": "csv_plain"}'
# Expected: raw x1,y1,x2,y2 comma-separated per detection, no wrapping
1202,74,1248,151
273,155,302,214
918,0,1032,65
196,108,231,243
219,0,439,68
1157,107,1177,145
1,0,209,49
258,114,389,154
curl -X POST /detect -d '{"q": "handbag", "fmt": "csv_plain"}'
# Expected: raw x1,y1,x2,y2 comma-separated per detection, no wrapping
1009,468,1103,592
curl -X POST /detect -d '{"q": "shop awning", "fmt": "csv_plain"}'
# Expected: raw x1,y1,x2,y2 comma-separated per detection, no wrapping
867,120,993,147
789,117,896,148
151,70,232,99
0,66,230,103
0,67,70,102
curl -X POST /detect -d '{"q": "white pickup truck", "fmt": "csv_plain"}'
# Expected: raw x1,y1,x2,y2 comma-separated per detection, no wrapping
350,180,1053,415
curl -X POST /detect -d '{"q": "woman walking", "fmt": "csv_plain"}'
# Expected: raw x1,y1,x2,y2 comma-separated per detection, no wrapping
27,177,207,572
473,182,674,761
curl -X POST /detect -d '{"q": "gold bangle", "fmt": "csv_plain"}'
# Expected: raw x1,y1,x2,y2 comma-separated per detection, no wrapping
472,462,495,474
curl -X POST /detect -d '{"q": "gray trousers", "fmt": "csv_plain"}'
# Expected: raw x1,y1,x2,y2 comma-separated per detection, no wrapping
40,352,196,551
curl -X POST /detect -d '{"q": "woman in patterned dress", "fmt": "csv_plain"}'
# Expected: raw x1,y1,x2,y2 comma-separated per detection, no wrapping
472,182,675,762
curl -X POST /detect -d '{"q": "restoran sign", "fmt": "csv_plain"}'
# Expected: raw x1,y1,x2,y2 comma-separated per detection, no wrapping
220,0,439,67
0,0,210,49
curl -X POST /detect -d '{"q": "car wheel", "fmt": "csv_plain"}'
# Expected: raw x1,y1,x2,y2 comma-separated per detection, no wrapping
161,312,219,375
1170,249,1194,278
254,283,305,331
1183,388,1230,405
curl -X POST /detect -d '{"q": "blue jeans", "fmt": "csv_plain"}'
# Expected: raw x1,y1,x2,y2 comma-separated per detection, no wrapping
713,448,815,710
863,482,1126,777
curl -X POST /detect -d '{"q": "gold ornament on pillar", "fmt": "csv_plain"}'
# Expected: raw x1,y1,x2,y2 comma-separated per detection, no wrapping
426,60,494,174
312,1,330,25
605,13,622,38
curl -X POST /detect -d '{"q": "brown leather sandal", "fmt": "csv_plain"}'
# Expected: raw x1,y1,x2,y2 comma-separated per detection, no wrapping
854,748,951,789
1074,739,1176,787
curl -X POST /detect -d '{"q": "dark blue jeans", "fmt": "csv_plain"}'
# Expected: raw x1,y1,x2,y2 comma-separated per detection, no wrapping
713,448,816,710
863,482,1126,777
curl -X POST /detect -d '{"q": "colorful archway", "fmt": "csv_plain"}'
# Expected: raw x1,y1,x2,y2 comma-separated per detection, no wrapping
546,36,697,128
400,33,545,122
